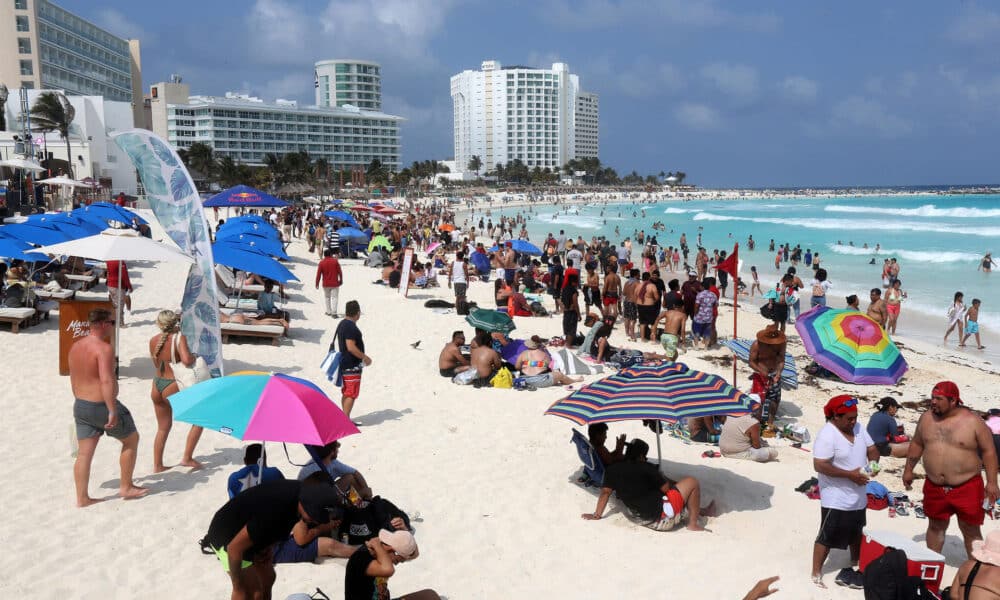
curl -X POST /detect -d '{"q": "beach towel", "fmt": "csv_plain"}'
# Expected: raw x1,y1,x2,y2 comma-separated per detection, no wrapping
550,347,604,376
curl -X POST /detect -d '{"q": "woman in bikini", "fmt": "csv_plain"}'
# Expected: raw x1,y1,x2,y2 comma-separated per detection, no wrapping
514,336,581,389
750,266,763,298
885,279,907,335
148,310,203,473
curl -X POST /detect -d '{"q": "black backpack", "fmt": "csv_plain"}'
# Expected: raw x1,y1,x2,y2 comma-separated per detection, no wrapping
863,547,932,600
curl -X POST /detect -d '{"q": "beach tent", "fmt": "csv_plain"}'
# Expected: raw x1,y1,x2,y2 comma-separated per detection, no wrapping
204,185,289,208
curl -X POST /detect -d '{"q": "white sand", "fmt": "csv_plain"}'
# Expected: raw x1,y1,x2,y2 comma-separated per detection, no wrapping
5,210,1000,599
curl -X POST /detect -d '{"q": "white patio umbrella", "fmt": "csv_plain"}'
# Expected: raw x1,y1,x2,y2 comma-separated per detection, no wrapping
36,175,90,187
0,157,45,171
34,229,195,370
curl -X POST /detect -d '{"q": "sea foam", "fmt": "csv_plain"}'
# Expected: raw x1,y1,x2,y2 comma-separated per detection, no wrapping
691,212,1000,237
825,244,983,264
825,204,1000,218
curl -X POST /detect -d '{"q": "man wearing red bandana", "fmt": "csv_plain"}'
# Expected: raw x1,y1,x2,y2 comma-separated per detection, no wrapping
904,381,1000,558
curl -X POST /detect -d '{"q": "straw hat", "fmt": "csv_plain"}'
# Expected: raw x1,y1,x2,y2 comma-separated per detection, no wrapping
756,324,786,345
973,530,1000,566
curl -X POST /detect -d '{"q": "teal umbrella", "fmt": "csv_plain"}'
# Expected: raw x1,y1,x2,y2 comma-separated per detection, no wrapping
368,235,392,252
465,308,516,334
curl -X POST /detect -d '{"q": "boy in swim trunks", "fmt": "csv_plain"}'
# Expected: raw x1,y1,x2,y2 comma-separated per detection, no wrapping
960,299,984,349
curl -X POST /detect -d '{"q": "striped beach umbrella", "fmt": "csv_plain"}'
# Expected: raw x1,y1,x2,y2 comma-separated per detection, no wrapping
720,338,798,389
545,361,754,463
546,362,754,425
794,306,908,385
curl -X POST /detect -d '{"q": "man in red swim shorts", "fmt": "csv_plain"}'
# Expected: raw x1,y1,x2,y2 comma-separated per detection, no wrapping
903,381,1000,557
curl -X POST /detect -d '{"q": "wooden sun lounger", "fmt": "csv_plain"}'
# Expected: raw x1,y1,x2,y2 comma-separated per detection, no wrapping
0,308,36,333
220,322,284,346
64,273,97,290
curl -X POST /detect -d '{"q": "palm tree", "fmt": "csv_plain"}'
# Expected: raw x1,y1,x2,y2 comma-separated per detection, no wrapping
366,159,389,186
216,156,240,187
30,91,76,177
467,155,482,176
183,142,217,180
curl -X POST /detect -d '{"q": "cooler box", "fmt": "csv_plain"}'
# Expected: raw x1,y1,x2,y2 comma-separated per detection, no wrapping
859,528,945,593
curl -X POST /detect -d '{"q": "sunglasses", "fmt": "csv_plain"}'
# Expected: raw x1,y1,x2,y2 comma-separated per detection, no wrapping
841,398,858,408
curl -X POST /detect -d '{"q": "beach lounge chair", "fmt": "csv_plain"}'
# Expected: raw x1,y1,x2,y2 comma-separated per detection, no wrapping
571,429,605,487
0,307,36,333
220,321,284,346
215,265,265,296
64,273,97,290
216,289,260,311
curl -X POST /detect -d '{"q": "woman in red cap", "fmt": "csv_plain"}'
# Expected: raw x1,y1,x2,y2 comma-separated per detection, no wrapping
903,381,1000,558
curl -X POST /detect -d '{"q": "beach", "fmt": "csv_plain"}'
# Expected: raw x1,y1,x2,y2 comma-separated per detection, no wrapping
6,206,1000,599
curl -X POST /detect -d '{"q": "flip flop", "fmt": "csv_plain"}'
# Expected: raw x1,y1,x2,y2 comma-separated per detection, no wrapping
914,505,926,519
895,504,909,517
812,575,827,589
701,450,720,458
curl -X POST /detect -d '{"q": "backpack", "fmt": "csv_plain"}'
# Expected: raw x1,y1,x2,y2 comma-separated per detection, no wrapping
862,547,931,600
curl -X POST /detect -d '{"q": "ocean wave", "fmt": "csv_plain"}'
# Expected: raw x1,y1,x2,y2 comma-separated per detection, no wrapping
825,204,1000,218
691,212,1000,237
533,212,605,229
825,244,982,264
662,207,692,214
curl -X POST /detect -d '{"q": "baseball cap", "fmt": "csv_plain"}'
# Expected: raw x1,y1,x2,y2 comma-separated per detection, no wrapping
299,483,342,524
932,381,961,403
687,270,697,277
378,529,418,559
823,394,859,418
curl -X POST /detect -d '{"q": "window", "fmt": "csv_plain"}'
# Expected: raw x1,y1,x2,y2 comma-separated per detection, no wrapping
20,59,33,75
18,37,31,54
16,15,28,31
21,80,34,89
15,0,27,9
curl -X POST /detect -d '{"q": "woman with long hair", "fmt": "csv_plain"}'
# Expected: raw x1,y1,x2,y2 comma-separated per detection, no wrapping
944,291,966,344
148,310,203,472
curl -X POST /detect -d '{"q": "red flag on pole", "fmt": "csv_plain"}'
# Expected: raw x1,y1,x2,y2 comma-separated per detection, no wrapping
718,243,739,279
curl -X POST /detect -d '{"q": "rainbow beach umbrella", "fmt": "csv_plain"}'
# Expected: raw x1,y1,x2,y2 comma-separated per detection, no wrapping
545,362,754,463
169,371,359,444
794,306,908,385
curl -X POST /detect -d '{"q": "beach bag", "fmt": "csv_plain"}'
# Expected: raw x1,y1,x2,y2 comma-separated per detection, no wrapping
321,330,342,385
760,300,775,321
452,369,477,385
173,335,211,390
490,367,513,389
862,547,930,600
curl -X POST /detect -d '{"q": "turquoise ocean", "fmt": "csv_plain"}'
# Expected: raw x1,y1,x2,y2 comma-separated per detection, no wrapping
478,193,999,362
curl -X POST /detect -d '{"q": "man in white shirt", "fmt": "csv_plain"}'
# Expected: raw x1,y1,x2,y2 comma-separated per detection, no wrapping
810,394,879,590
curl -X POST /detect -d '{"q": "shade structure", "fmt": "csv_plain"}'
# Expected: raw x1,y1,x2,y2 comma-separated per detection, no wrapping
438,223,456,232
73,202,147,226
0,157,45,171
0,236,47,261
337,227,369,242
37,176,90,188
212,241,298,282
545,362,754,426
0,221,74,245
350,205,371,212
794,305,908,385
215,231,288,260
169,372,360,444
217,221,280,240
324,210,360,228
29,213,105,240
720,338,798,390
34,228,194,264
489,240,543,256
374,206,401,216
367,235,392,252
466,308,516,333
203,185,289,207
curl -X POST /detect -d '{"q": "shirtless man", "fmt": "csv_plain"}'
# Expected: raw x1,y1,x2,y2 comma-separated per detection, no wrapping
501,243,518,285
867,288,888,328
602,263,622,319
903,381,999,557
654,302,687,360
695,248,709,280
749,325,787,426
69,309,147,507
439,330,471,378
621,269,641,342
470,331,502,387
636,272,661,342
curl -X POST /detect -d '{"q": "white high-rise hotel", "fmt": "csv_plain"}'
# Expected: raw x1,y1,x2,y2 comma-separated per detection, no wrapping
451,60,598,173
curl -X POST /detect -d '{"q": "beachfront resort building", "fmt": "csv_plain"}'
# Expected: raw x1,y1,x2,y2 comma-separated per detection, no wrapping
149,80,403,172
0,0,144,128
314,59,382,111
451,60,599,173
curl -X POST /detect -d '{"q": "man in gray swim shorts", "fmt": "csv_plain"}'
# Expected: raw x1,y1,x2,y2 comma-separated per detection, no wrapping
69,309,147,507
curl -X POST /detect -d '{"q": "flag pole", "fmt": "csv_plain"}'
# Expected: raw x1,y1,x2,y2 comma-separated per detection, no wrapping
730,244,739,386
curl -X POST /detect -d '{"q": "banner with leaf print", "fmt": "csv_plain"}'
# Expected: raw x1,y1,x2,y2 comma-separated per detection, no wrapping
113,129,223,376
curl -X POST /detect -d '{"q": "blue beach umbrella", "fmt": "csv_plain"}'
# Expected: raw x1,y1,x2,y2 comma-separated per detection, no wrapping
336,227,369,242
212,241,298,282
0,222,73,245
323,210,359,228
204,185,289,208
217,221,280,240
489,240,542,255
73,202,147,226
0,236,48,261
214,233,288,260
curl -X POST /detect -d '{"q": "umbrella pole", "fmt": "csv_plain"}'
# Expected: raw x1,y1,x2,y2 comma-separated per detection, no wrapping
732,276,738,385
656,427,663,468
115,261,122,378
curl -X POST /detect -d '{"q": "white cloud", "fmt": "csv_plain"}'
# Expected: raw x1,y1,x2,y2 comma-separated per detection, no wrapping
583,56,685,98
779,76,818,103
945,5,1000,46
95,8,153,42
701,62,758,97
830,96,913,138
538,0,780,32
319,0,460,62
246,0,312,64
674,103,721,130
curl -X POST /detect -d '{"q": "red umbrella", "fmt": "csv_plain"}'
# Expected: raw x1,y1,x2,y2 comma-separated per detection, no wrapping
375,207,402,215
350,205,372,212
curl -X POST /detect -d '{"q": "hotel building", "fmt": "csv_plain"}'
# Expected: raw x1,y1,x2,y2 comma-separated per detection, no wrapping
0,0,143,127
314,59,382,111
149,80,402,171
451,60,599,173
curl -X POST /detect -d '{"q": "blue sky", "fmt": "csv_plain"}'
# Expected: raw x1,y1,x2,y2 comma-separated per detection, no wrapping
59,0,1000,187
